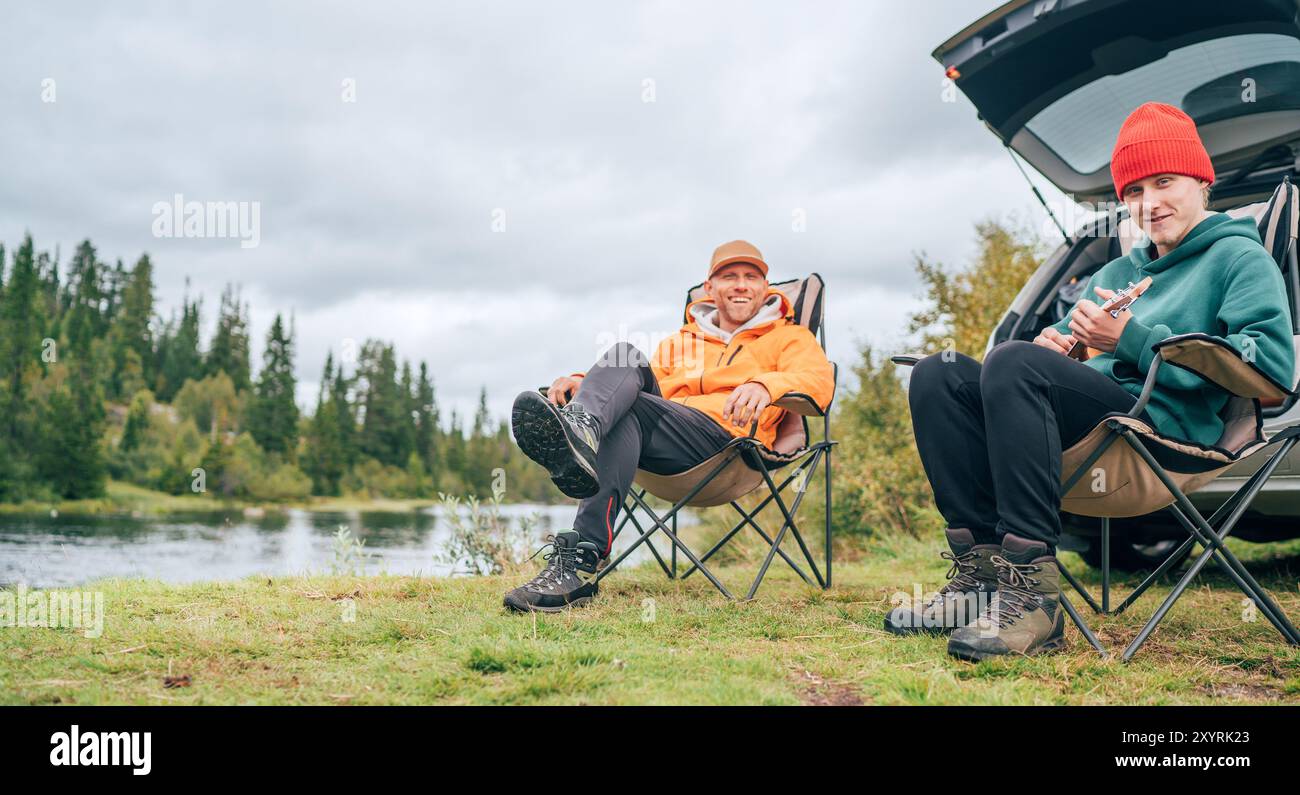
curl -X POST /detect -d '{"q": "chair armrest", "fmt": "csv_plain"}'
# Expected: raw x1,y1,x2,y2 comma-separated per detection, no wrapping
773,392,824,416
890,353,926,367
1152,333,1294,401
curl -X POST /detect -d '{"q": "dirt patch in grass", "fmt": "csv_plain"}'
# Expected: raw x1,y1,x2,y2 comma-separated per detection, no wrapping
1198,682,1285,701
793,668,864,706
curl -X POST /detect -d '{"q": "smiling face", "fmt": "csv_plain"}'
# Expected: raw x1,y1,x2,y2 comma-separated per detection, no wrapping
1121,173,1211,256
705,262,768,331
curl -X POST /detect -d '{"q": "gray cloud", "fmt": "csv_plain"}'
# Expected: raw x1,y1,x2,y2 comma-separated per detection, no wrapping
1,0,1066,421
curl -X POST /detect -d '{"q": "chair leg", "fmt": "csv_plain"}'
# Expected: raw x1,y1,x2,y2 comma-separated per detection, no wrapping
599,493,670,580
1165,502,1299,643
626,490,734,599
680,503,814,585
679,456,818,582
1122,539,1212,661
1106,496,1257,617
1059,562,1105,615
1109,532,1194,616
622,505,673,578
1117,431,1300,659
1138,434,1300,644
1060,592,1109,658
743,457,827,598
746,520,793,600
598,449,744,588
824,438,833,589
759,458,826,585
1101,516,1110,613
671,513,677,579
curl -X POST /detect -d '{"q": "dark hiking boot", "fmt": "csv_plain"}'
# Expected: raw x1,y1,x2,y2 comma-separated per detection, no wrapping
575,543,607,575
503,532,600,613
947,532,1066,661
511,391,601,499
884,528,999,635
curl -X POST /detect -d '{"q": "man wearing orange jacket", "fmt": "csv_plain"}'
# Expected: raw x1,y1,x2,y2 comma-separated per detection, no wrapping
504,240,835,612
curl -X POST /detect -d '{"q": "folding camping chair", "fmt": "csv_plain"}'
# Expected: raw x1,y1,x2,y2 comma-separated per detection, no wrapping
588,273,837,600
1054,176,1300,661
896,177,1300,662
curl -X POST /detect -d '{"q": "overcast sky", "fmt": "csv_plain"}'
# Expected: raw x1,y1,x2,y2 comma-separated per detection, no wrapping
1,1,1070,424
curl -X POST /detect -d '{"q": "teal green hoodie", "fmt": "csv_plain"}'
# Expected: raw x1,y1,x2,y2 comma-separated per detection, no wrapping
1050,213,1294,447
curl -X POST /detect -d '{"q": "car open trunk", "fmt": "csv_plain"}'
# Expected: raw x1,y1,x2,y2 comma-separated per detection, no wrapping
934,0,1300,204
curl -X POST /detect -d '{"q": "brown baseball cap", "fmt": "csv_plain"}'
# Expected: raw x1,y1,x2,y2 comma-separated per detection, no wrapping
708,239,769,279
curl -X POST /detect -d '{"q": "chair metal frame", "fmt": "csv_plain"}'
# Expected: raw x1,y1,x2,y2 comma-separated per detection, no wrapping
595,405,836,600
1059,347,1300,661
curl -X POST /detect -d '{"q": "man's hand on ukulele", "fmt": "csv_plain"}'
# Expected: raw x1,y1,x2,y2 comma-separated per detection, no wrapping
1068,286,1131,354
722,382,772,428
1033,326,1077,356
547,375,583,406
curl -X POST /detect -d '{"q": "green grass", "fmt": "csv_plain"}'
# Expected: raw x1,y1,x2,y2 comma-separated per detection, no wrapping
3,534,1299,705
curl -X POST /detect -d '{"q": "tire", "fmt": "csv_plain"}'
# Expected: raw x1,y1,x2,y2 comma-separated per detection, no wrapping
1078,536,1191,573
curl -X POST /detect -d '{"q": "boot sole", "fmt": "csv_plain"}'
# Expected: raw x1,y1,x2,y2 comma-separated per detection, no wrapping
503,595,594,614
511,392,599,499
883,621,960,637
946,634,1067,662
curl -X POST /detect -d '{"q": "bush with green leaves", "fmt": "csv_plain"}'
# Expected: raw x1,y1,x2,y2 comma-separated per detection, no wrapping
434,492,540,575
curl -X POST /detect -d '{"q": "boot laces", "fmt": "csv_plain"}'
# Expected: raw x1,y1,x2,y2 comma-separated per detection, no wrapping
982,555,1043,627
939,549,982,593
923,549,982,609
563,403,600,439
522,535,578,592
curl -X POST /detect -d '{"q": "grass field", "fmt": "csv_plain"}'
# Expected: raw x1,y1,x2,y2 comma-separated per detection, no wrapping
4,532,1299,706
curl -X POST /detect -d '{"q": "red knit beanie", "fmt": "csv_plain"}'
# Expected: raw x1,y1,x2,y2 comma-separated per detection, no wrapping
1110,102,1215,198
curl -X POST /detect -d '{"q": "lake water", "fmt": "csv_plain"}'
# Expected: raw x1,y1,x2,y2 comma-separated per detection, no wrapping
0,503,688,588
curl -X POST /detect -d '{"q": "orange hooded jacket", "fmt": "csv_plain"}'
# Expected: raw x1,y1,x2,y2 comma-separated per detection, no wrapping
577,287,834,449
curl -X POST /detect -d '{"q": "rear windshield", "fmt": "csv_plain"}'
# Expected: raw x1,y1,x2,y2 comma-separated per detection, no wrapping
1024,33,1300,174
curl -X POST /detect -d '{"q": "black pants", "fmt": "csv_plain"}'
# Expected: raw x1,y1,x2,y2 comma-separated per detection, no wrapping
908,340,1153,551
570,342,735,555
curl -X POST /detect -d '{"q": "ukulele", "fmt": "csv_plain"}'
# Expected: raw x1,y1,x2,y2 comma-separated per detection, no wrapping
1066,276,1152,361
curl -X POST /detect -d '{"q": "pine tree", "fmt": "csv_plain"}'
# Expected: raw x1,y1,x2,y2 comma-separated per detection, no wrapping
0,238,43,499
108,253,155,400
329,359,357,475
121,389,153,453
305,353,348,494
465,387,495,496
0,235,43,441
248,313,299,456
206,283,251,392
414,361,441,487
442,407,467,492
399,360,417,466
104,258,127,323
357,341,407,466
34,248,61,345
63,240,107,363
37,327,110,500
156,293,202,401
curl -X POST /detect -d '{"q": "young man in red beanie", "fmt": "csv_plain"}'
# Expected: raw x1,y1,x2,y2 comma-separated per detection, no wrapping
502,240,834,613
890,102,1294,660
